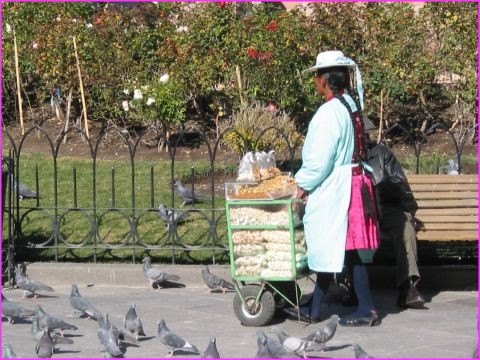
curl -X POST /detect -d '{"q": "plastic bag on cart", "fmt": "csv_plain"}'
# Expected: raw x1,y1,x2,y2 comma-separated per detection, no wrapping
237,152,257,182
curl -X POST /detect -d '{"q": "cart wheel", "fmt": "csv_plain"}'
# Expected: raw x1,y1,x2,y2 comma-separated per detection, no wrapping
233,284,275,327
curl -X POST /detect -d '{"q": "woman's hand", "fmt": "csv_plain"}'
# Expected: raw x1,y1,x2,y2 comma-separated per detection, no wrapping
296,186,308,203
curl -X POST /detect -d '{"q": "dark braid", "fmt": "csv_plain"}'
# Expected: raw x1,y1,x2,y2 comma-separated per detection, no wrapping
335,94,368,163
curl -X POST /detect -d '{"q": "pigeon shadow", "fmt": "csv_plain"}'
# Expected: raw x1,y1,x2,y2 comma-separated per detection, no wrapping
138,336,156,342
2,318,32,324
311,344,352,352
153,281,186,289
54,349,82,355
23,293,59,300
63,333,84,338
120,343,140,350
208,288,236,294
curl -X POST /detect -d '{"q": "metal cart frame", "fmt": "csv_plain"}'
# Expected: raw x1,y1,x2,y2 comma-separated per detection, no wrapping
226,198,314,326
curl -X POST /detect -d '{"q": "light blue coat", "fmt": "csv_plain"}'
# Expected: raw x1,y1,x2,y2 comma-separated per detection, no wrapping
295,94,356,273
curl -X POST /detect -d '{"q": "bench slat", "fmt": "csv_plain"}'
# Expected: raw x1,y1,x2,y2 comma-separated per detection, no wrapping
407,175,478,184
410,183,478,192
417,231,478,241
413,191,478,200
416,208,478,216
415,199,478,208
421,223,478,231
418,215,478,223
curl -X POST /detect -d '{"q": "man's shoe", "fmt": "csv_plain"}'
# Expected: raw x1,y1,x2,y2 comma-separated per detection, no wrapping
397,278,426,309
338,310,381,327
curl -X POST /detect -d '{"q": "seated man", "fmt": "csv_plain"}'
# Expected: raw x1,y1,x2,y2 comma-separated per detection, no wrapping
343,120,426,309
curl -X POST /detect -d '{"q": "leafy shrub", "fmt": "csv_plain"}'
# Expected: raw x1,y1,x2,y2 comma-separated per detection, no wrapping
219,102,304,156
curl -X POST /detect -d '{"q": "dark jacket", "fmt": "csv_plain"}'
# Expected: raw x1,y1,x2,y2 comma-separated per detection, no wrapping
367,143,418,216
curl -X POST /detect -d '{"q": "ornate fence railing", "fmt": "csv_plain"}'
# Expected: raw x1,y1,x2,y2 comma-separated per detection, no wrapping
1,121,474,285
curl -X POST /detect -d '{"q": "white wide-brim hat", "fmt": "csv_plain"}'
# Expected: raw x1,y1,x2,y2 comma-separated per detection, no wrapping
304,50,365,111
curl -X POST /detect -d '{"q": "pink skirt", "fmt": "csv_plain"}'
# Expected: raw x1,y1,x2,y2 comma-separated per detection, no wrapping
346,173,381,250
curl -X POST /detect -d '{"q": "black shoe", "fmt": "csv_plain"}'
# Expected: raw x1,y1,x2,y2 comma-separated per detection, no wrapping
338,310,381,327
397,278,426,309
283,307,321,323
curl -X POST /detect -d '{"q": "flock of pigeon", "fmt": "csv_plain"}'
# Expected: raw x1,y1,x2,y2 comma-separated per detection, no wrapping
2,259,374,358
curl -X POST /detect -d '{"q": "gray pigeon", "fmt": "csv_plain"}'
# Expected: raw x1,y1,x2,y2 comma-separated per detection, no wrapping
202,338,220,358
142,257,180,288
173,179,205,207
97,313,124,358
202,265,235,294
70,284,101,320
158,204,189,232
31,316,74,345
271,328,309,356
2,293,36,324
256,330,298,358
2,343,17,358
123,304,146,340
10,174,40,199
100,312,137,346
303,314,339,349
35,329,54,358
157,319,200,355
35,305,78,336
255,335,274,358
353,344,375,358
14,264,54,299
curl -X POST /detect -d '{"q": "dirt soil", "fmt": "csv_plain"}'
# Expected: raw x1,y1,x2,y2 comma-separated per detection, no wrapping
2,116,478,171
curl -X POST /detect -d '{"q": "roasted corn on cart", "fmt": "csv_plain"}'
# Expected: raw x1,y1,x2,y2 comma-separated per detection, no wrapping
225,178,314,326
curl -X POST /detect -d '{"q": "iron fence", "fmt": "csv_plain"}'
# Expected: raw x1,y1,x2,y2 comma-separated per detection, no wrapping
1,121,474,285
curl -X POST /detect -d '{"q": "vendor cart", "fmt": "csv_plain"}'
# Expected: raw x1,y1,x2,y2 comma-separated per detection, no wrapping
225,183,314,326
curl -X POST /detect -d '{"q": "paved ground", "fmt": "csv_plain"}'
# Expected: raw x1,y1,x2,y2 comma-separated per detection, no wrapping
1,264,478,359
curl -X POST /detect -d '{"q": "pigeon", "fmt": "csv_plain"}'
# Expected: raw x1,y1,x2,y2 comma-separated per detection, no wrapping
2,343,17,358
35,305,78,336
201,265,235,294
123,304,146,340
1,293,36,324
97,313,124,358
303,314,339,350
158,204,189,232
35,329,54,358
255,334,274,358
69,284,102,320
10,174,40,199
256,330,299,358
201,337,220,358
271,327,309,356
99,312,137,346
157,319,200,355
352,344,374,358
142,257,180,288
31,316,74,345
173,179,205,207
14,264,54,299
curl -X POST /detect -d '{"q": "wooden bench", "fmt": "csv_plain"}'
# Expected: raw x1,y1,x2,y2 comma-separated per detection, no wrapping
407,174,478,242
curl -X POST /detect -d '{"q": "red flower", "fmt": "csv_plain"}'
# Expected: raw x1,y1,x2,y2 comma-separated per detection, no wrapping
218,2,226,7
248,48,258,59
265,20,278,32
95,16,103,25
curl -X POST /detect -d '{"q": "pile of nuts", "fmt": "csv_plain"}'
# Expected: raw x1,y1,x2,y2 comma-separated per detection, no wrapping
228,173,297,200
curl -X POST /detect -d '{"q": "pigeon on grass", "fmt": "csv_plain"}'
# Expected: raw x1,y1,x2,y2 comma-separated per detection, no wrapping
201,265,235,294
69,284,102,320
10,175,40,200
123,304,146,340
158,204,190,232
2,294,36,324
35,305,78,336
157,319,200,355
142,257,180,289
173,179,205,207
201,338,220,358
14,264,54,299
